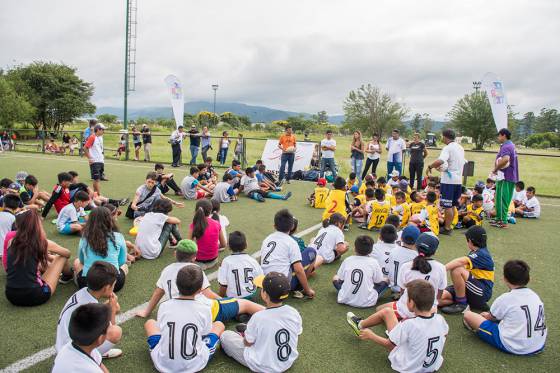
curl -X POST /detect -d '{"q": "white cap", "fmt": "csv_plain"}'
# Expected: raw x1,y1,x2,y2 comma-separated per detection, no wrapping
391,170,400,177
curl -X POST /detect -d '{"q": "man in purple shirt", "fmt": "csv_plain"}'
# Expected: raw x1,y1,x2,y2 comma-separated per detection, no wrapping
490,128,518,228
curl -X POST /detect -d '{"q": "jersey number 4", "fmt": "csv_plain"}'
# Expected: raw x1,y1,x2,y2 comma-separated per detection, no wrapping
520,305,546,338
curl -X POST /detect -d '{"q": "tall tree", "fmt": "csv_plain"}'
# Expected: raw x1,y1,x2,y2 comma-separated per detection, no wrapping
343,84,407,138
6,62,95,132
97,114,118,124
410,113,422,133
317,110,329,124
0,76,34,127
448,92,494,150
422,113,433,136
534,108,560,133
519,111,536,137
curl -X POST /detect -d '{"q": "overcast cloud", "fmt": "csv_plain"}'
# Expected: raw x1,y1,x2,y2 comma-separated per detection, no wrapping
1,0,559,120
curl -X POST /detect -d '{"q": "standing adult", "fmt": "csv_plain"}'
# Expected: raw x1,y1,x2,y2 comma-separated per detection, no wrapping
84,123,107,195
218,131,231,165
385,129,406,177
491,128,518,229
426,129,465,234
141,124,152,162
320,130,337,178
362,133,381,179
131,125,142,161
350,131,365,183
169,125,185,168
188,125,201,165
81,119,96,155
408,133,428,190
278,126,297,184
200,126,211,162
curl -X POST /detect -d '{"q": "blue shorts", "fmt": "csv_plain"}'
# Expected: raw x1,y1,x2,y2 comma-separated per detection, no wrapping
290,247,317,291
478,320,545,355
214,297,240,322
148,333,220,357
440,183,462,208
58,223,74,235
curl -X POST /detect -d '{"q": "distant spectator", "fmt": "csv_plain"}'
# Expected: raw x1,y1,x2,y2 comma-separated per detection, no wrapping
201,126,212,161
141,124,152,162
386,129,406,177
188,125,201,165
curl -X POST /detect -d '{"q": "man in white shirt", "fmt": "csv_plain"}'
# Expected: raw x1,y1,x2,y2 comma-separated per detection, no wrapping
320,129,337,178
169,125,185,167
385,129,406,178
427,129,465,234
84,123,106,194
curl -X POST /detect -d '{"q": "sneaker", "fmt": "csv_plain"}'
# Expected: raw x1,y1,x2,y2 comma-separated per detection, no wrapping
358,224,369,230
59,271,74,284
292,290,305,299
102,348,123,359
256,194,265,202
493,221,508,229
236,313,251,324
346,312,362,336
282,191,292,200
235,323,247,335
440,303,468,314
440,228,453,236
119,198,130,206
343,224,350,232
286,180,291,184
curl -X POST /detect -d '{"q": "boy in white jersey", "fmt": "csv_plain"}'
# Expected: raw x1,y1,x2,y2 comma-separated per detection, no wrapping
463,259,547,355
56,262,122,358
347,280,449,373
515,186,540,218
144,265,225,373
218,231,263,298
221,272,303,372
56,191,89,235
136,239,264,320
369,224,398,282
387,225,420,293
52,303,113,373
309,212,349,270
333,235,384,308
260,209,315,299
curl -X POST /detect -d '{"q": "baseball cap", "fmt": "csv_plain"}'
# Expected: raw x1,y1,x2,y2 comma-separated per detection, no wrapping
15,171,28,182
94,123,106,131
415,233,439,256
253,272,290,301
398,179,409,192
391,170,400,177
8,182,20,191
191,124,196,128
350,185,359,193
175,239,198,254
402,225,421,245
317,178,327,187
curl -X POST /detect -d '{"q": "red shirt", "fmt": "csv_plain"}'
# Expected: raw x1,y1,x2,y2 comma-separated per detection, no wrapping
53,185,70,213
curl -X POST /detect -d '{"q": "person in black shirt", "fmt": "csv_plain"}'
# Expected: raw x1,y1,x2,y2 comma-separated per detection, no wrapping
141,124,152,162
188,125,201,165
407,133,428,190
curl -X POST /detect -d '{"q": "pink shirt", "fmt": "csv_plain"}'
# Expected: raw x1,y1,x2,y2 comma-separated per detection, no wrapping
3,231,16,271
190,218,221,261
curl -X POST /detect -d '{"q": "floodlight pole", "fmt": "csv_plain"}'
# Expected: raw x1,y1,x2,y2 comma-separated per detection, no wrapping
212,84,219,125
124,0,130,160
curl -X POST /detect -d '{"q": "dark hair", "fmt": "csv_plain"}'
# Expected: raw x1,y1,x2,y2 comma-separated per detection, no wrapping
24,175,38,186
232,159,240,167
326,129,333,134
395,191,406,200
192,199,212,240
410,190,419,202
154,163,164,170
465,226,487,248
176,265,204,296
87,261,118,291
474,185,484,194
349,172,356,180
258,164,266,172
255,159,263,165
197,163,206,171
205,157,213,163
152,198,173,214
503,259,530,286
57,172,73,183
380,224,397,244
0,178,13,188
527,186,536,193
412,250,434,274
9,210,48,268
355,235,373,256
176,249,197,263
426,191,437,203
333,176,346,190
210,199,220,221
365,180,376,188
472,194,483,202
68,171,79,178
290,217,298,235
245,167,255,175
82,207,118,257
406,279,435,312
69,303,111,346
74,190,90,202
515,181,525,190
274,209,294,233
222,173,233,182
146,172,158,181
486,178,495,184
442,128,456,140
498,128,511,139
385,214,400,229
392,129,400,134
189,166,199,176
323,212,345,228
377,177,387,185
374,188,385,201
229,231,247,252
2,194,21,210
365,188,375,199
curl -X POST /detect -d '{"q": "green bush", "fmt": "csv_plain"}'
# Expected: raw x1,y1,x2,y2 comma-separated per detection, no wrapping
524,132,560,148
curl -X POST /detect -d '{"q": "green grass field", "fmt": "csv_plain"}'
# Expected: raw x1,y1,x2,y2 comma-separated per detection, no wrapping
0,153,559,372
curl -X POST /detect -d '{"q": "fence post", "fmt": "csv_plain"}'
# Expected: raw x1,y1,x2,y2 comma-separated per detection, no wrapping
41,130,46,153
242,138,247,169
125,133,130,161
79,131,84,156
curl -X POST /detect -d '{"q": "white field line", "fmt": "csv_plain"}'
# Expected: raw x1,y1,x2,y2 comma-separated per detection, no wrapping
0,223,322,373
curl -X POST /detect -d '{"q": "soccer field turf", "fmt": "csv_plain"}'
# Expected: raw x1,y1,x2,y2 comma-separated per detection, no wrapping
0,152,559,372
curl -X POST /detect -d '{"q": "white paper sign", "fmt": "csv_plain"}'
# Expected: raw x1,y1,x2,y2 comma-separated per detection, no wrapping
261,140,316,172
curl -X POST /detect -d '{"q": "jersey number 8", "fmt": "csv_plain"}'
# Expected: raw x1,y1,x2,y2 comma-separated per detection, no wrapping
275,329,292,362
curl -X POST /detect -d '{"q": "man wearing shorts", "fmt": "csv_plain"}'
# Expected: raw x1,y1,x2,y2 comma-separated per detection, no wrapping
84,123,107,195
426,129,465,235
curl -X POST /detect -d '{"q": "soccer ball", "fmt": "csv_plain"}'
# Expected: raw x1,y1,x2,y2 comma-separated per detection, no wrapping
496,156,510,170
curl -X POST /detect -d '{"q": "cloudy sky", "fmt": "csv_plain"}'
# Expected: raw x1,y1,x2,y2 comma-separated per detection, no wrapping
1,0,558,120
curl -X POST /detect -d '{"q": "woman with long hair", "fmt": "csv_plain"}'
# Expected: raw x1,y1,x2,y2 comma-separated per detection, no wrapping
187,199,226,268
219,131,230,165
350,130,365,184
5,209,72,306
362,133,382,179
74,206,128,291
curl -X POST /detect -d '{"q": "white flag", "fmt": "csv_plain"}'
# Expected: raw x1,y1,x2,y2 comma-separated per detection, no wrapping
164,75,184,129
482,72,508,132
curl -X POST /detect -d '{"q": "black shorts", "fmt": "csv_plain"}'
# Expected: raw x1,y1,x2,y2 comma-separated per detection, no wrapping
5,285,51,307
134,142,142,149
446,275,490,310
90,162,105,180
77,268,126,292
440,183,462,208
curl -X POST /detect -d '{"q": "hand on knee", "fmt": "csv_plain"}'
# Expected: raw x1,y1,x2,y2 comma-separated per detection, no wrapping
106,325,123,344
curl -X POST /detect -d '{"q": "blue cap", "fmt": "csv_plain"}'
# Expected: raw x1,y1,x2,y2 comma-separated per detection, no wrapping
415,233,439,256
402,225,421,245
350,185,359,193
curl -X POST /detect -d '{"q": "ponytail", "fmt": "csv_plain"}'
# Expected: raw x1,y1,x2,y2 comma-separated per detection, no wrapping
192,200,212,240
411,252,432,274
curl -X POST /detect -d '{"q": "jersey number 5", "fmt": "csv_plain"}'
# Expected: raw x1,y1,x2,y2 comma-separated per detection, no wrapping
423,336,440,368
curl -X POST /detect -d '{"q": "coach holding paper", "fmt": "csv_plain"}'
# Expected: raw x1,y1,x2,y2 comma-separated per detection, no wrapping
491,128,518,229
426,129,465,235
278,126,296,184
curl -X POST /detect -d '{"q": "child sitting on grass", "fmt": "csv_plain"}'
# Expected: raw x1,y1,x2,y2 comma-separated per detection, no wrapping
240,168,292,202
365,188,391,230
181,166,213,200
462,194,484,228
512,181,527,207
346,279,449,373
211,199,230,248
514,186,540,218
135,199,182,260
218,231,263,299
19,174,51,209
309,212,349,270
309,178,329,209
187,199,226,269
211,173,238,203
351,188,375,224
387,225,420,295
56,190,89,235
154,163,182,196
419,191,441,235
370,224,398,284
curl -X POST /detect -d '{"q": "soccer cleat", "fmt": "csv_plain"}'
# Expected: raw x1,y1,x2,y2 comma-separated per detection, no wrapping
440,228,453,236
102,348,123,359
59,271,74,284
282,191,293,200
440,303,468,314
292,290,305,299
346,312,362,336
256,194,265,202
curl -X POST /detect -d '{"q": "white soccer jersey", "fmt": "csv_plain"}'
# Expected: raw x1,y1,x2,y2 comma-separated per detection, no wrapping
387,246,417,289
151,299,212,373
336,255,384,308
56,288,99,352
308,225,345,263
260,231,302,278
396,260,447,319
524,197,541,218
52,342,103,373
244,305,302,373
369,241,397,278
156,262,211,300
218,253,263,298
482,189,495,212
490,287,547,354
388,314,449,373
513,190,527,204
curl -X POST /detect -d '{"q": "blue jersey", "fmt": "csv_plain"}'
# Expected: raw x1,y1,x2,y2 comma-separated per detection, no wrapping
466,247,494,299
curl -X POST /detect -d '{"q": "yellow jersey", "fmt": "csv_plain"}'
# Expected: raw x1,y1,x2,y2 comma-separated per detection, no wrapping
451,206,459,227
323,189,349,220
466,204,484,225
358,183,367,196
367,200,391,229
410,200,426,216
388,194,397,207
346,179,357,190
313,187,330,209
354,194,366,207
425,204,440,236
392,202,411,228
